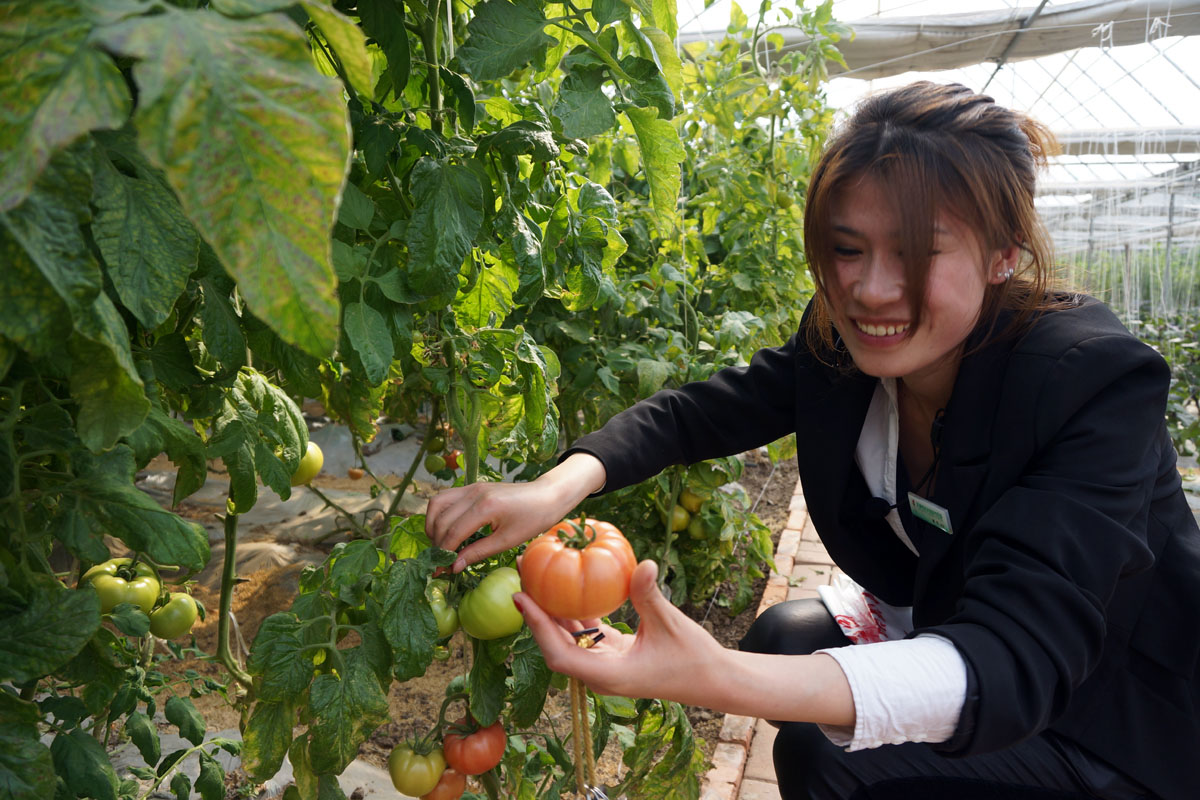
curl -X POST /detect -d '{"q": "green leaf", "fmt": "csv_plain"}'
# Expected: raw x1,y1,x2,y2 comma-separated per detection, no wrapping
199,275,248,373
439,67,477,133
637,358,672,397
502,206,547,307
195,751,225,800
169,772,190,800
0,581,100,684
405,158,484,299
378,557,439,681
124,712,160,767
0,0,131,211
357,0,409,100
307,658,389,775
591,0,630,25
165,696,205,747
241,700,294,782
301,1,376,99
123,406,207,505
454,255,517,329
457,0,555,81
0,144,101,359
108,604,150,638
67,292,151,452
56,447,209,570
622,55,674,120
484,120,560,161
246,614,315,702
343,301,393,385
468,637,508,727
207,368,308,512
641,26,683,94
336,182,375,231
626,106,684,234
96,7,347,358
90,148,199,330
509,634,551,728
554,67,616,140
0,728,55,800
49,729,119,800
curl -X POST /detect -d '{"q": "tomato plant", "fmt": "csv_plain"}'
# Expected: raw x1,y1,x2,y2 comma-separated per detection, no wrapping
149,593,199,639
388,744,446,796
444,717,506,776
520,518,637,620
458,567,523,640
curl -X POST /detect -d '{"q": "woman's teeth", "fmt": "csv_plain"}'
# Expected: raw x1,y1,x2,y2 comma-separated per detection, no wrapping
856,321,909,337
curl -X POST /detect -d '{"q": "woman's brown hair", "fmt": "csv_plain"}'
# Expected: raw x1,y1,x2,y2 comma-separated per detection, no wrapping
803,81,1063,359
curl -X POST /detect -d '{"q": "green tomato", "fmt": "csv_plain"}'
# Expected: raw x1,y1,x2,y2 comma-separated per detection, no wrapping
149,593,199,639
290,441,324,486
426,434,446,452
428,584,459,639
388,745,446,796
679,488,707,513
424,453,446,473
670,505,691,532
83,559,161,613
458,567,523,640
687,516,707,540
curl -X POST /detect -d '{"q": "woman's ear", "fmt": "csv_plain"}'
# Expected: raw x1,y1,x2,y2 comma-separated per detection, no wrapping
987,244,1021,284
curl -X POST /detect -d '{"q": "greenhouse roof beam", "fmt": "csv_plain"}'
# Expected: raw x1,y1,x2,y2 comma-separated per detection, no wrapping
1055,128,1200,155
678,0,1200,80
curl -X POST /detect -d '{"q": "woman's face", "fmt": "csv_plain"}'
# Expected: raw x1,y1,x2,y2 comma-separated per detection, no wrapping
824,175,1013,396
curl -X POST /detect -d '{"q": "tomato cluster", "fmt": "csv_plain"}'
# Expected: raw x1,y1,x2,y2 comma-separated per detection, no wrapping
387,714,507,799
422,426,462,476
80,557,200,639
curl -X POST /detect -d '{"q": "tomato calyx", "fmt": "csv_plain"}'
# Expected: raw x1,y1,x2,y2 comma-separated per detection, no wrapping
555,517,598,549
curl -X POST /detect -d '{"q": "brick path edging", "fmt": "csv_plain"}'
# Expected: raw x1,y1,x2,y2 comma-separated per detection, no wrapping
700,479,837,800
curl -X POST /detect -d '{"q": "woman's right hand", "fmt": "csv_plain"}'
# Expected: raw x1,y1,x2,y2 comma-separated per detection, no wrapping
424,452,607,572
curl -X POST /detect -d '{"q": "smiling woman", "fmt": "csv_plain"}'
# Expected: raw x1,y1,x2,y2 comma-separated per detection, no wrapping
426,81,1200,800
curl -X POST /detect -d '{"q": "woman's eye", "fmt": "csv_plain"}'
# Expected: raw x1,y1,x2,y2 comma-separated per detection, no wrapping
833,246,860,257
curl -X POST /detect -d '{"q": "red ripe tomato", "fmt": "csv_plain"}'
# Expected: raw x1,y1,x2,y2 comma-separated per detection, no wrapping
519,518,636,620
421,767,466,800
443,717,506,776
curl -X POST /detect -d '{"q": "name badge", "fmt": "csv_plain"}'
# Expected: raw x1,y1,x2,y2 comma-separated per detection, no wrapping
908,492,953,535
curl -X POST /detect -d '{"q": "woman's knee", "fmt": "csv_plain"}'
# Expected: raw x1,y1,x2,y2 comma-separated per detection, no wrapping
739,598,850,656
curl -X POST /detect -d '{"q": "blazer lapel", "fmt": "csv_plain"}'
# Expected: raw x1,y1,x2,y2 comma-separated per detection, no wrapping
912,333,1010,615
797,370,920,604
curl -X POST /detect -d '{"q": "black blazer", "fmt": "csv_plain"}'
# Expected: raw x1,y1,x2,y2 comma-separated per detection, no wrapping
566,296,1200,800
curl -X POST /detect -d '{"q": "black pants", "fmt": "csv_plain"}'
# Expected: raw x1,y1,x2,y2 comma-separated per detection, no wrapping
738,599,1155,800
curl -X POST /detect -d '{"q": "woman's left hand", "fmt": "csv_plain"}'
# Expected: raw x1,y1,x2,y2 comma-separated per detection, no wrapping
513,560,728,706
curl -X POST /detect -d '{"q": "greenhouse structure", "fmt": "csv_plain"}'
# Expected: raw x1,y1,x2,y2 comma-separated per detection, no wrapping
682,0,1200,322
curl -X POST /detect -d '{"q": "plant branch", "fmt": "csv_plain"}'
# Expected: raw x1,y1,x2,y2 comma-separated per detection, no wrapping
216,513,254,692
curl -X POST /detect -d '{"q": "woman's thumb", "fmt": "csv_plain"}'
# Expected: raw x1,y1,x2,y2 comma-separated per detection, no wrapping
628,560,670,618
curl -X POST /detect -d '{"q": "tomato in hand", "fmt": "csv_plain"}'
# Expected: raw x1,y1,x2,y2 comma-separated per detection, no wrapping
427,581,459,639
519,518,636,620
83,558,161,613
444,717,506,776
388,744,446,796
149,593,199,639
290,440,324,486
421,767,466,800
457,567,523,640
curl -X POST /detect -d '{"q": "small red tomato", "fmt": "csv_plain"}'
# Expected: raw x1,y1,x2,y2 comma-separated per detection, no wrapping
519,518,636,620
421,767,466,800
443,717,506,776
444,449,461,470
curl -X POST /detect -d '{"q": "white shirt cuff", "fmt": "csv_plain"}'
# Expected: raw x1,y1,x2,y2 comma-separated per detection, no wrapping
815,634,967,750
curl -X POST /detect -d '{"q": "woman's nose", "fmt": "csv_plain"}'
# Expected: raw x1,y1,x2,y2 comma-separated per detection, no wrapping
852,253,904,307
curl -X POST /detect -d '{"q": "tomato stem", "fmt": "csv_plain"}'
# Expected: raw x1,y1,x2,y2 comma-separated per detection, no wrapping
216,513,254,693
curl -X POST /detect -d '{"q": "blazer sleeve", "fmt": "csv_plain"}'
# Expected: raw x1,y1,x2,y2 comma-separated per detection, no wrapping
926,329,1165,755
561,330,805,493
